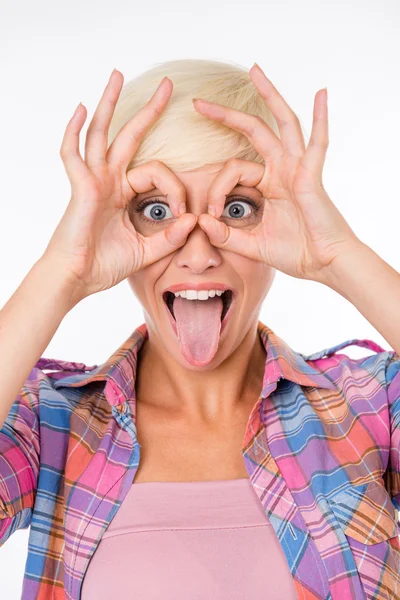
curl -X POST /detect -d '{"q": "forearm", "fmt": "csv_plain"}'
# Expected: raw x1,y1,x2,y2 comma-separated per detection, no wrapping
322,241,400,357
0,257,81,427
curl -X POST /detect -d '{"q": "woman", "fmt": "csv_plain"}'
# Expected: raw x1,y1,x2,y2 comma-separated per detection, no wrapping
1,58,400,600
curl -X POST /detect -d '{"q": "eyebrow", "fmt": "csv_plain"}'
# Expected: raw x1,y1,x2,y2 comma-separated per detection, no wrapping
134,184,263,200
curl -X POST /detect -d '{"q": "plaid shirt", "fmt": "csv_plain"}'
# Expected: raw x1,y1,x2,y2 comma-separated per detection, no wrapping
1,320,400,599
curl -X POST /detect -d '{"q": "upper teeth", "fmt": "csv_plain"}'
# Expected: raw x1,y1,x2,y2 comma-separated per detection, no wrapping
173,289,225,300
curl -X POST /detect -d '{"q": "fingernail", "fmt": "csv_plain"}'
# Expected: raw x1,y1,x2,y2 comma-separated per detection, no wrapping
178,202,186,216
208,204,216,217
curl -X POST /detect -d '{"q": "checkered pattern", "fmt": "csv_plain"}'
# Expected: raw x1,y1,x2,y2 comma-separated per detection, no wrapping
1,321,400,599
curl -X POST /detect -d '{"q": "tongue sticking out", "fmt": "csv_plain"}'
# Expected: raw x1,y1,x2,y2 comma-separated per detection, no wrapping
173,296,224,367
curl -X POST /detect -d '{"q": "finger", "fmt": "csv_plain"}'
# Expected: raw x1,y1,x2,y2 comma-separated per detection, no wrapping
197,214,263,262
302,89,329,179
140,213,198,268
60,102,91,184
126,160,187,217
192,96,282,162
249,63,306,157
84,69,124,168
106,77,173,168
205,158,265,219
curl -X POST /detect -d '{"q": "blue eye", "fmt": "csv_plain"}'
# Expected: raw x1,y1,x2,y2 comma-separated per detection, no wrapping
143,202,173,221
136,199,174,224
221,198,255,219
135,195,260,225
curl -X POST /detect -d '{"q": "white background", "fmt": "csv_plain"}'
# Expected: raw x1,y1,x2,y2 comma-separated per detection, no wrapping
1,0,399,596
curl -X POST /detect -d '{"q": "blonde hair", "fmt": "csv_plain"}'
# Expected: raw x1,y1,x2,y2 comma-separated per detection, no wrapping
108,58,279,172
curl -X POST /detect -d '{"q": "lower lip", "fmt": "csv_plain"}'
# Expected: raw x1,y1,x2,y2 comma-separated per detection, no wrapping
163,293,236,337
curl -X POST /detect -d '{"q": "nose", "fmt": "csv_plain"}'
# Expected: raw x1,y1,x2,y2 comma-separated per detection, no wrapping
174,220,222,273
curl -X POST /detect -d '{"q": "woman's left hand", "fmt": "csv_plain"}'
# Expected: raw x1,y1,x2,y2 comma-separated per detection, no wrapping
194,62,362,284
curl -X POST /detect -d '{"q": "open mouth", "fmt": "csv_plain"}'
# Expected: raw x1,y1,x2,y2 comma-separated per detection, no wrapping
162,290,234,322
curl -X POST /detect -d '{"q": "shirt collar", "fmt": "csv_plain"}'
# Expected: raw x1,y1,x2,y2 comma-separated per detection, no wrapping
52,320,336,404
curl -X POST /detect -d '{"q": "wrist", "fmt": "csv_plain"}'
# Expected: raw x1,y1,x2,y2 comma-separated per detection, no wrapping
318,240,375,300
32,256,87,312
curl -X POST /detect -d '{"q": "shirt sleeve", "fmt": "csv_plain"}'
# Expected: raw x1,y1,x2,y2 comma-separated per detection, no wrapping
0,367,43,545
384,349,400,512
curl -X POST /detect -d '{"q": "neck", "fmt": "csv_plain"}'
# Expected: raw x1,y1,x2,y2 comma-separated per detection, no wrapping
135,320,267,425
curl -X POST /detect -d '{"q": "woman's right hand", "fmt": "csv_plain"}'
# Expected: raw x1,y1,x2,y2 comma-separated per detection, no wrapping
42,69,197,302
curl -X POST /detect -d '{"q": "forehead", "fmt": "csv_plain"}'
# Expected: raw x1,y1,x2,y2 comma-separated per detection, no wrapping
173,163,225,182
134,164,224,199
173,163,263,198
135,162,263,199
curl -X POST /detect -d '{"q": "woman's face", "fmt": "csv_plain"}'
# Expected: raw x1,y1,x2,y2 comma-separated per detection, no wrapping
127,163,276,370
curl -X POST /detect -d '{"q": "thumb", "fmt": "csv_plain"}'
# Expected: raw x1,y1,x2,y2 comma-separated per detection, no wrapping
198,214,262,261
166,213,198,247
141,213,198,267
197,214,231,247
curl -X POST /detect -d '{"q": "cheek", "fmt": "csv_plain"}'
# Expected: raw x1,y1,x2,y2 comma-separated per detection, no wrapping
127,261,166,306
229,255,275,304
127,252,176,313
127,273,145,303
249,265,275,306
256,265,276,304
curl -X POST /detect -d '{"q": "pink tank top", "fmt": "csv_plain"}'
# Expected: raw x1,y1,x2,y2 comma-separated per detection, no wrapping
82,478,298,599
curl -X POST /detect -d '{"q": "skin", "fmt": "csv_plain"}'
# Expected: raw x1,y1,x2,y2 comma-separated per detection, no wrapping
50,62,367,434
127,164,276,421
125,63,361,425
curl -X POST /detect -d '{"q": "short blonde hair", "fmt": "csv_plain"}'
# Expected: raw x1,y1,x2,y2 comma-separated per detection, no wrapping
108,58,279,172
